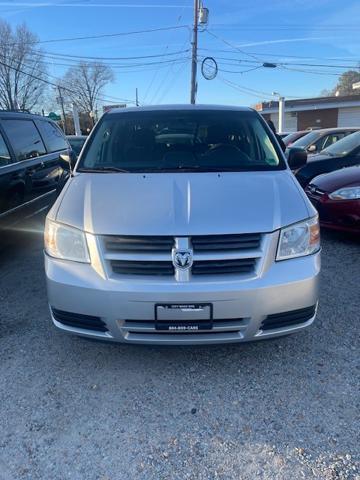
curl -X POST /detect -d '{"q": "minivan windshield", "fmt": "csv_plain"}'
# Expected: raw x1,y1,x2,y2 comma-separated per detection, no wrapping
321,130,360,157
78,110,284,173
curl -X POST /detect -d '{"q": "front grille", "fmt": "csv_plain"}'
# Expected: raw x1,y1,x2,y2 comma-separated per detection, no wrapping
102,233,264,279
261,305,316,331
192,258,256,275
192,233,261,252
111,260,174,276
104,235,174,253
51,308,108,332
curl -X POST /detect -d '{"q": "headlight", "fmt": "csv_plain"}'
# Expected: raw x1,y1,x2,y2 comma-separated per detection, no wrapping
329,186,360,200
277,216,320,261
44,219,90,263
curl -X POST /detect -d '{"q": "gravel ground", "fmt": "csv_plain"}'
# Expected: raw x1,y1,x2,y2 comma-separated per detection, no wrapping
0,220,359,480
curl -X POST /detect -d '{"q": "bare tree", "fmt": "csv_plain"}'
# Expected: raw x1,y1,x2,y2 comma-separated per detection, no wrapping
0,21,47,111
61,62,114,122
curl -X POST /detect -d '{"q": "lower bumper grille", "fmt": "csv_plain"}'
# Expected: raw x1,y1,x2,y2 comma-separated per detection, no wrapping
121,318,249,336
261,305,316,331
51,308,108,332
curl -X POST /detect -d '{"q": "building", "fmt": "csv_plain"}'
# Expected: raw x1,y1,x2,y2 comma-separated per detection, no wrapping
255,94,360,132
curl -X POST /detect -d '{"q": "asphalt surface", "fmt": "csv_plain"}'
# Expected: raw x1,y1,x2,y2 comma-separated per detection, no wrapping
0,219,359,480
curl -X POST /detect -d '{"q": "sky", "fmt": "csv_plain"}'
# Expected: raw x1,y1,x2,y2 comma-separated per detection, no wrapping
0,0,359,109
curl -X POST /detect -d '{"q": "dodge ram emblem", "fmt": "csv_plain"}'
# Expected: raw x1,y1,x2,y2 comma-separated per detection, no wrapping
172,249,193,270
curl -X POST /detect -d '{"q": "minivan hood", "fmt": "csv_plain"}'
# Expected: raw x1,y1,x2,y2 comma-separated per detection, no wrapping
55,171,310,235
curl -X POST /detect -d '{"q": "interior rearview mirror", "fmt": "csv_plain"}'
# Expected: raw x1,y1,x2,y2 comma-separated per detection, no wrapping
287,147,307,170
307,144,317,153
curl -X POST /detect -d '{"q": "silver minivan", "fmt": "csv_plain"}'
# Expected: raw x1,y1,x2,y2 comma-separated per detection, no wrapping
44,105,321,345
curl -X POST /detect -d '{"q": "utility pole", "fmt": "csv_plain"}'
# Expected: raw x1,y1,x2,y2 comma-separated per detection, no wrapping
57,86,67,135
278,96,285,133
136,88,139,106
190,0,199,104
72,104,81,136
272,92,285,133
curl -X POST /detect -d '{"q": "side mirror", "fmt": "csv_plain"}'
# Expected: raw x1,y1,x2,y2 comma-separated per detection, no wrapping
287,147,307,170
59,151,77,171
307,144,317,153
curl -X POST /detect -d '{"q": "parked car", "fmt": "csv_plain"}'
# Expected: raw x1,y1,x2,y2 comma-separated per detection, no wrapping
283,130,308,147
66,135,87,158
288,127,359,155
45,105,320,345
278,132,291,139
305,166,360,234
295,130,360,187
0,111,73,229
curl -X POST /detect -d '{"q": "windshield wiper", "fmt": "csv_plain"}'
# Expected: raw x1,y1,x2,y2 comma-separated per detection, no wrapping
165,166,248,172
77,166,130,173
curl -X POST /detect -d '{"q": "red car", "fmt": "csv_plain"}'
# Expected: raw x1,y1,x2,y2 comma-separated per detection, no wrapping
305,166,360,234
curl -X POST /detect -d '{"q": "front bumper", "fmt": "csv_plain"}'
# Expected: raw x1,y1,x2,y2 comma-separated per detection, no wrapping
45,250,321,345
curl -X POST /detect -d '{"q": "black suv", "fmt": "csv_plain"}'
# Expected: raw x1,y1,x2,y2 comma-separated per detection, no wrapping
0,111,71,229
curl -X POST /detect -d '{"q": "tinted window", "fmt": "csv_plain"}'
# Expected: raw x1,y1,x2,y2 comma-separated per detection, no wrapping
79,111,284,173
0,132,11,167
2,120,46,161
37,120,68,152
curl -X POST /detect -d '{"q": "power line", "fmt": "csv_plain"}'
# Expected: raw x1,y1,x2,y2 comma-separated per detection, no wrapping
280,65,345,76
0,57,137,105
22,57,189,72
217,75,304,100
199,48,360,64
37,48,190,62
198,55,359,70
204,30,264,63
217,76,273,100
209,24,360,31
32,25,189,45
28,50,190,68
148,3,191,105
156,60,189,103
143,3,189,104
23,49,190,69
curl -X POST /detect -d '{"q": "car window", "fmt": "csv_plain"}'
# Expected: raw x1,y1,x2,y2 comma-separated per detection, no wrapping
322,131,360,157
322,133,345,150
68,137,86,156
2,119,46,161
291,131,321,148
79,111,284,173
36,120,68,153
0,132,11,167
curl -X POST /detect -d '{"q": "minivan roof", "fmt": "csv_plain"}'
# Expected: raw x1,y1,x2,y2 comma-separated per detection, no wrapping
108,104,254,115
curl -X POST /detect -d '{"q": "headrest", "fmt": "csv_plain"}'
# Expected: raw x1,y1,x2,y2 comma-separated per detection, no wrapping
207,124,230,144
131,128,155,148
